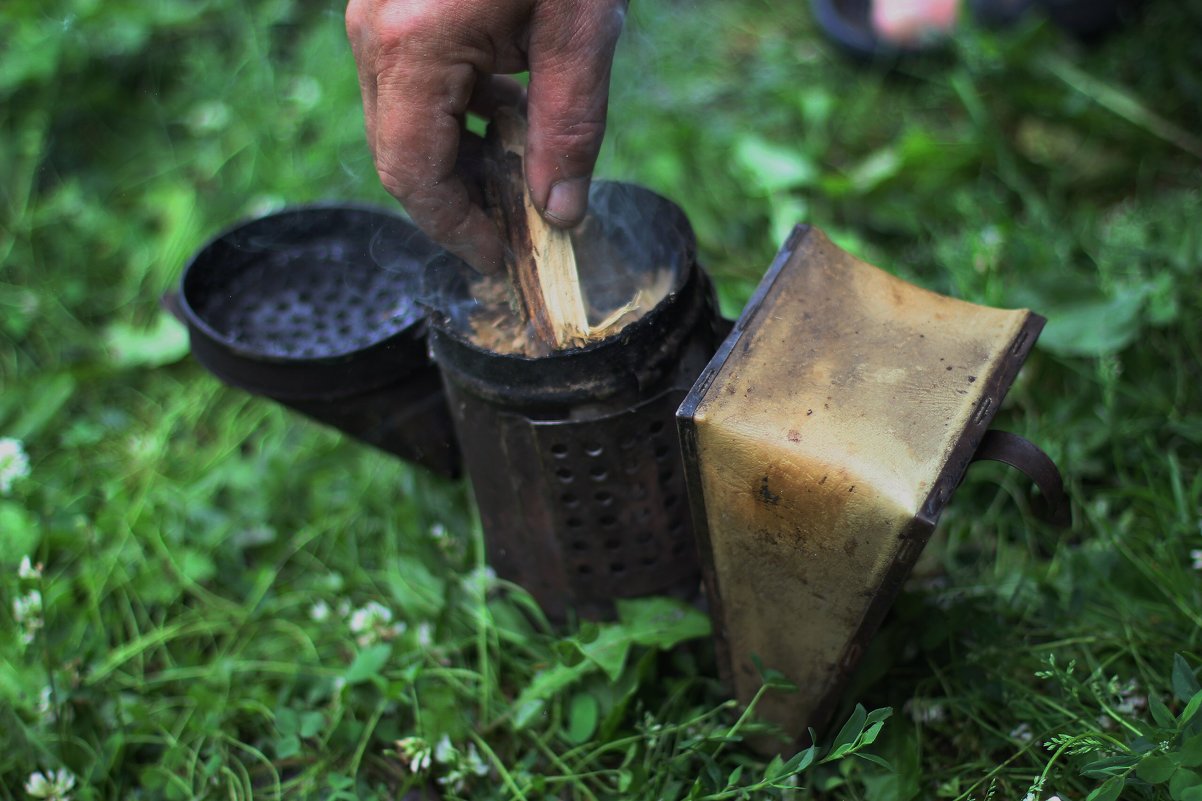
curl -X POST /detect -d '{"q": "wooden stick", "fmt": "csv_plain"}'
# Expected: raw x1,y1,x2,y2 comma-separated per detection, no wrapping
485,108,590,351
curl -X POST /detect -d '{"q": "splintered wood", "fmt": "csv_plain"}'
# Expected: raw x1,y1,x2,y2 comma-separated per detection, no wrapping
482,109,590,351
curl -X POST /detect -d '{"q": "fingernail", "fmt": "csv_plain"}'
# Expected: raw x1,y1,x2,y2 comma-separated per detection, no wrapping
544,177,589,227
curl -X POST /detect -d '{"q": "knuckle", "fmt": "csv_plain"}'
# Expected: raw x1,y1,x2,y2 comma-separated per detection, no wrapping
344,0,364,37
373,8,443,56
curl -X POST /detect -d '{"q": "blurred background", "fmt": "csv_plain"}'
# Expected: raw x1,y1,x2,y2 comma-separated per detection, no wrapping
2,0,1200,798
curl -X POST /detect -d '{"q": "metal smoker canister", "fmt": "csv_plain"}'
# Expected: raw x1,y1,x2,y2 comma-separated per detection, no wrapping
427,182,726,621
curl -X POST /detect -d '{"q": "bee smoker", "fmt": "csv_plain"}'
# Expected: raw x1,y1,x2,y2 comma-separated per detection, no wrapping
174,191,1067,752
425,182,726,621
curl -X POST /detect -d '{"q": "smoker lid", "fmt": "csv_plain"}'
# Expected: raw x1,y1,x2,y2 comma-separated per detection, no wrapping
176,204,439,401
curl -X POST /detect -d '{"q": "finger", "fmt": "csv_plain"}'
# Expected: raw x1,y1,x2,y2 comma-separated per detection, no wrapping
373,60,505,273
467,74,528,119
524,1,626,227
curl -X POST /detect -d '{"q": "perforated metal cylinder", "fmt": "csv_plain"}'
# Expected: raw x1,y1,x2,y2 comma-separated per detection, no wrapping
427,187,724,619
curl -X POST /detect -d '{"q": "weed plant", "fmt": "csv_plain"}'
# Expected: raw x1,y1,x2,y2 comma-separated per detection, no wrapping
1,0,1200,799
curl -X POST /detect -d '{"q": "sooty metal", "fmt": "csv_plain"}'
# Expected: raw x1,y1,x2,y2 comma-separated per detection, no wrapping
174,204,460,478
427,183,727,620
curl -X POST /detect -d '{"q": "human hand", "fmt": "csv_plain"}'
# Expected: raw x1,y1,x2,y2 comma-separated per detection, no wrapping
345,0,627,272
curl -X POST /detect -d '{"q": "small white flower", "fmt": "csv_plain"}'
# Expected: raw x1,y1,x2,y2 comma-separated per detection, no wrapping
903,697,945,724
463,565,498,596
13,589,42,622
0,437,31,495
348,601,392,634
14,590,44,645
464,743,489,777
429,523,447,540
19,556,42,580
416,622,434,648
1113,678,1147,717
1191,549,1202,571
434,734,457,765
309,600,331,622
349,601,403,646
36,686,55,723
395,737,432,774
24,768,76,800
1010,722,1033,743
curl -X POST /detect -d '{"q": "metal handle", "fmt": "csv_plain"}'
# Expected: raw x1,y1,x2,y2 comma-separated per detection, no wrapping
970,430,1071,527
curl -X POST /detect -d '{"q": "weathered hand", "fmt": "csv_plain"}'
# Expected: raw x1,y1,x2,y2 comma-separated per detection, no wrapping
346,0,627,272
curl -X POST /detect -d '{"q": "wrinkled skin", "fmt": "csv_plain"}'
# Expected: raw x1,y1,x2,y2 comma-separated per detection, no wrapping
346,0,627,272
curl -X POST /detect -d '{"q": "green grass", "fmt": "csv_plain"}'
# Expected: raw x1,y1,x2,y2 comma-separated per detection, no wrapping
2,0,1201,798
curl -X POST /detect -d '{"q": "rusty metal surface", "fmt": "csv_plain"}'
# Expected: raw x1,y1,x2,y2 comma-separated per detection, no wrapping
678,225,1044,750
447,387,701,620
435,264,724,621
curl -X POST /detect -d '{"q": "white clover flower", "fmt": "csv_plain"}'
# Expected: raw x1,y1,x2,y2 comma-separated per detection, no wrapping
0,437,31,495
463,565,498,596
24,768,76,801
1116,679,1147,717
434,734,457,765
903,697,946,724
37,686,55,723
309,600,331,622
19,556,42,580
395,737,432,773
416,622,434,648
14,589,44,644
348,601,392,634
1010,722,1034,743
349,601,404,646
464,743,489,777
1191,549,1202,571
13,589,43,622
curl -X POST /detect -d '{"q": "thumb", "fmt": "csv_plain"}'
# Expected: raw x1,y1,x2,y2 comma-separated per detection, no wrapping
524,2,626,227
